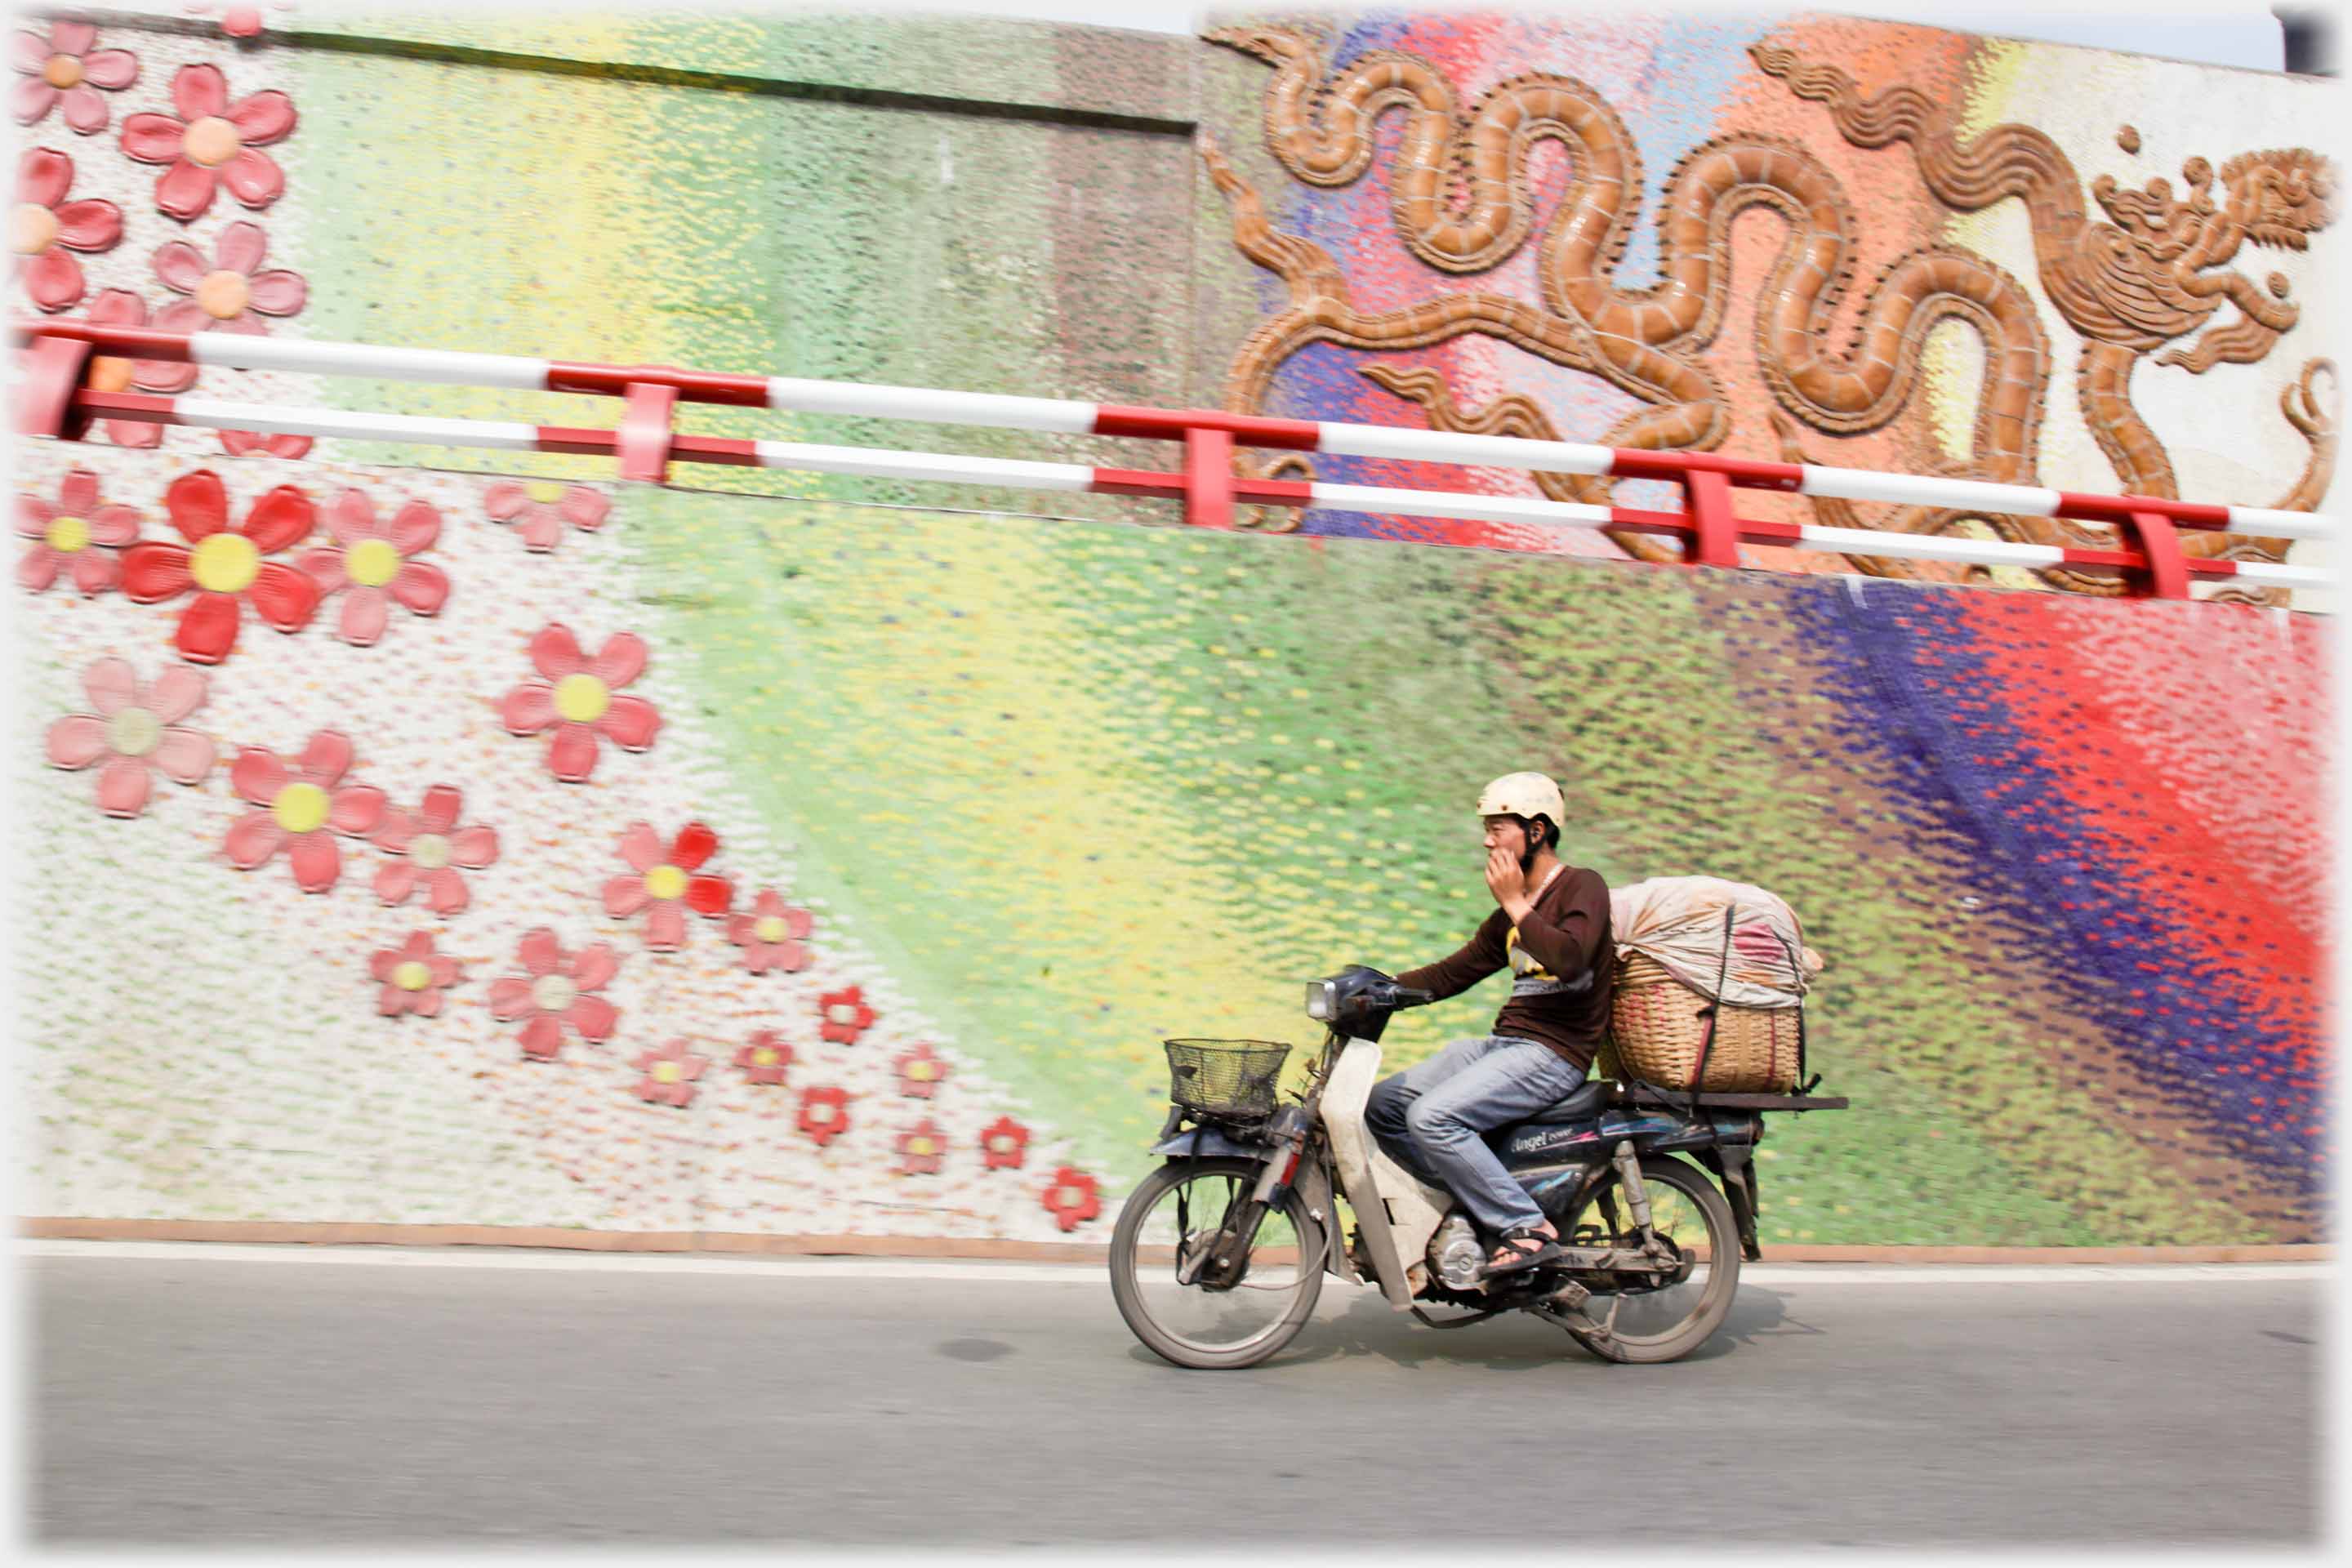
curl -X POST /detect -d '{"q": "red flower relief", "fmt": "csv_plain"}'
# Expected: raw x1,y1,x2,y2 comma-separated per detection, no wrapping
728,887,813,974
119,62,294,223
488,927,620,1062
120,470,319,664
897,1119,946,1176
19,466,138,595
500,623,661,783
223,728,385,893
484,480,609,552
16,146,121,311
979,1116,1029,1171
894,1042,948,1098
372,930,461,1018
371,784,497,915
818,985,876,1045
1043,1168,1102,1232
734,1030,794,1085
799,1085,850,1147
46,657,214,817
297,488,448,647
11,20,139,135
632,1040,709,1109
603,820,732,951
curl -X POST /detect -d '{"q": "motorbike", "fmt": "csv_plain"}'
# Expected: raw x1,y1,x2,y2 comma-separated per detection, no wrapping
1108,964,1846,1370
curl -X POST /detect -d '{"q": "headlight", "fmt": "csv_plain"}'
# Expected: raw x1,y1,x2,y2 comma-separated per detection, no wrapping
1304,979,1337,1021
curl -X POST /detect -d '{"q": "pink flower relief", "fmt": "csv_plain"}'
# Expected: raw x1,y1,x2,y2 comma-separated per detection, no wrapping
371,930,461,1018
11,20,138,135
979,1116,1030,1170
222,728,385,893
631,1040,709,1109
18,467,139,595
151,219,304,336
78,290,196,448
894,1042,948,1099
483,480,610,552
119,470,321,665
296,489,449,646
45,657,215,817
799,1085,850,1147
604,820,733,951
217,428,312,460
119,62,294,223
488,928,620,1061
1043,1168,1102,1232
734,1030,794,1085
15,147,122,311
371,785,498,915
727,888,813,974
499,623,662,783
897,1119,947,1176
818,985,876,1045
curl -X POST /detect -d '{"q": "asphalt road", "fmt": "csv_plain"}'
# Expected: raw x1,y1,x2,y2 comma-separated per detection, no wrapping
24,1245,2328,1548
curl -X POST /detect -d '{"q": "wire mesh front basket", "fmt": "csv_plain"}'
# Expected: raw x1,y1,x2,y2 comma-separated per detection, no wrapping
1162,1038,1293,1123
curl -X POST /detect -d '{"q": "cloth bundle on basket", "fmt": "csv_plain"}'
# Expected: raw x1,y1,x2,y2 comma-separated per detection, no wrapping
1595,878,1825,1093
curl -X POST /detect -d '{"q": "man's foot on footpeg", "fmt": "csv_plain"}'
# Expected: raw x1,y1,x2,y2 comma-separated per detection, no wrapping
1482,1223,1564,1277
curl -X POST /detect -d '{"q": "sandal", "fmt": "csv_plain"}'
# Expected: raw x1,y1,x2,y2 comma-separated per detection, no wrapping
1481,1225,1565,1278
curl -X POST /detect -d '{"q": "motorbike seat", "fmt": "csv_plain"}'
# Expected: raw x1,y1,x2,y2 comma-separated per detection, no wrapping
1512,1078,1610,1126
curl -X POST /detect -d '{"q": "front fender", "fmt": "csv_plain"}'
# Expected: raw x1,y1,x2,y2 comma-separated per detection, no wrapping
1149,1126,1268,1161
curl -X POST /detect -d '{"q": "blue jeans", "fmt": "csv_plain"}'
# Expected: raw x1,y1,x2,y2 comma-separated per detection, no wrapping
1365,1035,1587,1237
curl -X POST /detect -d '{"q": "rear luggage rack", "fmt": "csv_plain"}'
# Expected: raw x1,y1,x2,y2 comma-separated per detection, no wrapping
1609,1081,1849,1113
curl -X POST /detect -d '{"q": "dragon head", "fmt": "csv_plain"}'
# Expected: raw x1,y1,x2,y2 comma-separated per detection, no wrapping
2221,147,2337,250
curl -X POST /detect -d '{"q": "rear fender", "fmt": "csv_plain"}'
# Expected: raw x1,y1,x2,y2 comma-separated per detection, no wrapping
1692,1145,1762,1263
1149,1125,1268,1162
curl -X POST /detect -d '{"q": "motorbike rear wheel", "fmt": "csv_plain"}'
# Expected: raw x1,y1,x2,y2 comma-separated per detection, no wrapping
1108,1157,1325,1370
1552,1156,1740,1365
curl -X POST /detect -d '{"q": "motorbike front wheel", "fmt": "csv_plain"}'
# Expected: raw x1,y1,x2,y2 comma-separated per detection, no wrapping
1108,1157,1325,1370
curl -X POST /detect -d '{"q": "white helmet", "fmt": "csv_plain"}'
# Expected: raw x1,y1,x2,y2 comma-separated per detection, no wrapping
1476,772,1565,840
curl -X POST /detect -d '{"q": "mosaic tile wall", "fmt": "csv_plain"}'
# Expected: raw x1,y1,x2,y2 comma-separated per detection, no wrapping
11,5,2335,1245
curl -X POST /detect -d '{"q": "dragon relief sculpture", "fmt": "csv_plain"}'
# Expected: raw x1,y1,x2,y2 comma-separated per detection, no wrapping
1205,24,2337,599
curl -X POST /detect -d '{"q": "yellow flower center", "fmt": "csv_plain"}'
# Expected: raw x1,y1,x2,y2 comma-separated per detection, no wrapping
808,1102,835,1125
271,781,328,835
42,54,84,89
195,269,251,321
89,356,133,394
189,532,260,593
989,1134,1018,1152
409,833,451,870
11,203,58,256
182,114,242,167
530,974,577,1013
393,960,432,992
754,915,788,943
752,1046,779,1067
906,1059,936,1081
553,673,609,724
524,480,567,505
107,707,161,758
46,514,88,553
907,1137,937,1157
346,537,401,587
644,864,687,902
1053,1186,1084,1209
826,1004,860,1026
652,1061,682,1085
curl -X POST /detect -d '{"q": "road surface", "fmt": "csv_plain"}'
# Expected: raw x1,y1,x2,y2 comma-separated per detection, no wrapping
25,1243,2327,1547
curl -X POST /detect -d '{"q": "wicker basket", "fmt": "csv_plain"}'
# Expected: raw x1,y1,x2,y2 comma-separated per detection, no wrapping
1599,951,1801,1093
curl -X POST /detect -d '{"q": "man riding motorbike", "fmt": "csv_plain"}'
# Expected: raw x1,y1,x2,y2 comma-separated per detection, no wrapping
1363,772,1615,1276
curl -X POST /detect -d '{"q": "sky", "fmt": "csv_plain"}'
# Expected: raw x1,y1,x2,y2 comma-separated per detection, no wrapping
872,0,2295,73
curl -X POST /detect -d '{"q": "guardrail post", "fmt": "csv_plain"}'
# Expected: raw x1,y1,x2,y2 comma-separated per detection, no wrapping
1184,426,1235,531
2123,510,2190,600
16,332,95,441
617,379,679,484
1682,468,1741,568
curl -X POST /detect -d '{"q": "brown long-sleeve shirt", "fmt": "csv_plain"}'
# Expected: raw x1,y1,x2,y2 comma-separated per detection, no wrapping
1396,865,1615,1071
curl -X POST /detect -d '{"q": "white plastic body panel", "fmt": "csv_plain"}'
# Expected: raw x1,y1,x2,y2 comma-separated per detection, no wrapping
1319,1037,1454,1309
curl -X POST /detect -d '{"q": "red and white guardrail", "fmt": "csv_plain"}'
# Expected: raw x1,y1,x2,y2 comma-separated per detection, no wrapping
13,319,2334,600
